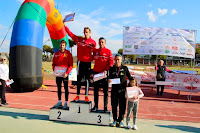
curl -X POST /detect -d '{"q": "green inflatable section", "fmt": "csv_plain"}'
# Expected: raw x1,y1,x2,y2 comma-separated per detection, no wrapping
15,2,47,28
51,35,70,49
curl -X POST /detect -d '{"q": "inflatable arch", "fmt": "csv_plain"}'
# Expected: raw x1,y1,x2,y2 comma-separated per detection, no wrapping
9,0,69,92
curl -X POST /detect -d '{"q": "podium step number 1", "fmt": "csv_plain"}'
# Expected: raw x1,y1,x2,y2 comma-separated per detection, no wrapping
49,101,111,126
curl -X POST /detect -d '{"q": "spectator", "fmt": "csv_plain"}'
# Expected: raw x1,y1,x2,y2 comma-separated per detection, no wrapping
156,60,172,96
0,56,10,106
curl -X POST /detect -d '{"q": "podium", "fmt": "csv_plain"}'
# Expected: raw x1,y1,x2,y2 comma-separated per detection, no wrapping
49,101,111,126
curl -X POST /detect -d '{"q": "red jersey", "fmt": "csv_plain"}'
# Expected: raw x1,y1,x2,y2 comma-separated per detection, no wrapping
65,26,96,62
93,47,114,73
52,50,73,75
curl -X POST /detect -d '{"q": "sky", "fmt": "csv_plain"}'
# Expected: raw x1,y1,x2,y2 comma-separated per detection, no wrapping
0,0,200,56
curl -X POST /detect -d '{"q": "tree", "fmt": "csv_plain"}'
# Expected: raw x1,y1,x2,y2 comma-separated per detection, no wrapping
126,55,137,61
68,39,76,53
158,55,167,59
196,48,200,54
118,48,123,55
43,45,49,55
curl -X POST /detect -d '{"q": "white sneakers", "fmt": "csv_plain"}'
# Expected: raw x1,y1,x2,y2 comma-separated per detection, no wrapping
127,123,133,129
127,123,138,130
133,124,138,130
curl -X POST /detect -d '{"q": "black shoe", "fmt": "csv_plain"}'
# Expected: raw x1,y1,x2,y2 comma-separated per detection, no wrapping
1,103,9,106
91,106,98,112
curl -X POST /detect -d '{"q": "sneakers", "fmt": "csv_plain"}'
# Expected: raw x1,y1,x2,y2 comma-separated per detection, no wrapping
53,102,62,108
85,96,90,102
73,96,80,101
133,124,138,130
119,121,125,128
91,106,98,112
63,103,69,110
110,121,117,127
127,123,133,129
1,103,9,106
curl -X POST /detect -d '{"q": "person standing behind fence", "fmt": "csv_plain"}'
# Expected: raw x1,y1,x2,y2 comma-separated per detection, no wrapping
64,23,96,102
92,37,113,112
0,56,10,106
156,60,172,96
126,78,144,130
52,40,73,109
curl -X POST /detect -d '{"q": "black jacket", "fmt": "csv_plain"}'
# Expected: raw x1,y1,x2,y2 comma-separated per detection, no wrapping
157,65,166,81
109,64,132,91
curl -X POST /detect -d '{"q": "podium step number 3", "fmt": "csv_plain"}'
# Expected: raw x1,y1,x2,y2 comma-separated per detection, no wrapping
49,101,111,126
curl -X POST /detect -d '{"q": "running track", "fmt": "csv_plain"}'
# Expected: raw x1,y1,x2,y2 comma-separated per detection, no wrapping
4,80,200,123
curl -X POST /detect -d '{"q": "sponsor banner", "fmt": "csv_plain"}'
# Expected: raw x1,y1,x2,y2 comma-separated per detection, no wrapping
129,68,200,92
123,26,196,58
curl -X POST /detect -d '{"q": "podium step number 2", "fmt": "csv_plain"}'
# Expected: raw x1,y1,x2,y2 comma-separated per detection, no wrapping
49,101,111,126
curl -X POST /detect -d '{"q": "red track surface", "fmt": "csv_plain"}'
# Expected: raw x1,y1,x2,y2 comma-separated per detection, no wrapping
4,80,200,123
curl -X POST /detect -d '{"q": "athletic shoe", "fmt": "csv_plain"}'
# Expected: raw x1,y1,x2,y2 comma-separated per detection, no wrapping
73,96,80,101
1,103,9,106
91,106,98,112
85,96,90,102
127,123,133,129
133,124,138,130
110,121,117,127
119,121,125,128
53,102,62,108
63,103,69,110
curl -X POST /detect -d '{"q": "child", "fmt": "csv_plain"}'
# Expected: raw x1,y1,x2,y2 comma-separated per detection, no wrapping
126,78,144,130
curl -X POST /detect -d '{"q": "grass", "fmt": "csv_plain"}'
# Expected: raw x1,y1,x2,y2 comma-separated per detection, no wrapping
42,62,200,73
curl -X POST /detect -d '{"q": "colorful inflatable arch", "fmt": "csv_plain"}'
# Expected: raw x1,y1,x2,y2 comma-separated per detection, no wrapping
9,0,69,92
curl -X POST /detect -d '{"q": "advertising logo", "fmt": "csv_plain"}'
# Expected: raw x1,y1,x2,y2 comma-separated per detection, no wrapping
125,45,132,48
134,45,138,49
180,47,186,51
184,76,199,90
188,49,193,52
166,74,176,88
172,51,178,54
172,46,178,50
149,49,153,53
165,46,170,50
141,41,147,45
180,52,185,55
165,50,170,54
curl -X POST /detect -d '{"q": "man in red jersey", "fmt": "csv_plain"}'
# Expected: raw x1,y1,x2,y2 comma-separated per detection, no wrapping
64,23,96,102
92,37,113,112
52,40,73,109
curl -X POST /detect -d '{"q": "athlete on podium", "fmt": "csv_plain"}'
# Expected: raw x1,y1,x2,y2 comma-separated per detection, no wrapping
92,37,113,112
52,40,73,109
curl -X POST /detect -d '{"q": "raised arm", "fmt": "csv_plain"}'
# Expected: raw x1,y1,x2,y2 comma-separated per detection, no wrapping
64,25,79,43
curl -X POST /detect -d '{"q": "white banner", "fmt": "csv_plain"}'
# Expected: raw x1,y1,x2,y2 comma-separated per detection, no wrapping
123,27,196,58
129,68,200,92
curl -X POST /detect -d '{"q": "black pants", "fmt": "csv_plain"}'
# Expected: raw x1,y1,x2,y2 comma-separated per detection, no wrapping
111,89,127,122
0,79,6,104
157,85,165,96
77,61,91,95
93,77,108,109
56,77,69,101
157,79,165,96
